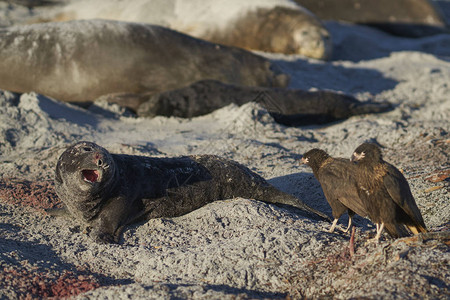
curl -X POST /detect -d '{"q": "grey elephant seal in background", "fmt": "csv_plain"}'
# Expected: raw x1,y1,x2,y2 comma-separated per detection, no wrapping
296,0,448,37
53,141,329,243
0,19,288,105
0,19,390,125
136,80,392,126
34,0,332,59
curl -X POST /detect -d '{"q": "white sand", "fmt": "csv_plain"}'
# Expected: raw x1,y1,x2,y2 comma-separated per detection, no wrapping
0,1,449,299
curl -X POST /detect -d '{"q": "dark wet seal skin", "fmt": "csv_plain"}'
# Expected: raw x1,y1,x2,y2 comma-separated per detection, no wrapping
302,148,368,233
136,80,393,126
351,142,428,240
51,141,329,243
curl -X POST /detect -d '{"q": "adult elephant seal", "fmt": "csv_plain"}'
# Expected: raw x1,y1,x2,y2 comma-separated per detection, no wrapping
34,0,332,59
136,80,393,126
296,0,448,37
0,19,288,105
53,141,329,243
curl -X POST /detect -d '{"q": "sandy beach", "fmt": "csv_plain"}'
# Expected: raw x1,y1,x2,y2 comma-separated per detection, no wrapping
0,0,449,298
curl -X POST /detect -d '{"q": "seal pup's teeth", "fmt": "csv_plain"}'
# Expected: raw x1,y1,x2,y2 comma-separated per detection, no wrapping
82,169,100,183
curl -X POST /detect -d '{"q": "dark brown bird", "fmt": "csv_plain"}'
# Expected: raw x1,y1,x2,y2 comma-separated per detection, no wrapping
351,142,427,240
302,149,368,233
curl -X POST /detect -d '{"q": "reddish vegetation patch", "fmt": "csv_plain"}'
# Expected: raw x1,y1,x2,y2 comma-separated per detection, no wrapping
0,265,100,298
0,178,62,210
285,233,450,299
305,244,354,272
49,272,101,298
424,169,450,183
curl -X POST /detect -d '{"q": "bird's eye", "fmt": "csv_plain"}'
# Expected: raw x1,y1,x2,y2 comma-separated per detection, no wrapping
83,147,92,152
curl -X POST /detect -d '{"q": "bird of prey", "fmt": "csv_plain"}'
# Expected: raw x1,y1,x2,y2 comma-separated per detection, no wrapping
302,148,368,233
351,142,427,240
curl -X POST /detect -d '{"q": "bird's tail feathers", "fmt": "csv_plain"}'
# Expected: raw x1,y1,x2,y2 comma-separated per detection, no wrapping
407,224,428,235
384,222,410,238
385,222,427,238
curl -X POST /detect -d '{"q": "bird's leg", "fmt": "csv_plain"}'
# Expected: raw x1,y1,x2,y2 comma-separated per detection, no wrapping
373,222,384,242
328,218,339,233
343,215,353,233
365,222,384,243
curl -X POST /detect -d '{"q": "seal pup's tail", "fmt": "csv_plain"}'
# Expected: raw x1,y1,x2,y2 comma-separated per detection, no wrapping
255,185,331,221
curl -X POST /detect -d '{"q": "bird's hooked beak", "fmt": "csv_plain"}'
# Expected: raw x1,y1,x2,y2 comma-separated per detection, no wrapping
301,157,309,164
351,151,365,162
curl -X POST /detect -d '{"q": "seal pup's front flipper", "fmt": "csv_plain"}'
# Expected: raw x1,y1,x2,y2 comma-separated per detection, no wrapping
45,206,70,217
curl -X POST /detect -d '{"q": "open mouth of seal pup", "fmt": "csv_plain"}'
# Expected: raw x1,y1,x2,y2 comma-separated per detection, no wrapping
82,169,100,183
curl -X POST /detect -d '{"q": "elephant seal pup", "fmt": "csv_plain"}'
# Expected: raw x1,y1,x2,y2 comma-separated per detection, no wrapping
35,0,332,59
136,80,392,126
53,141,329,243
0,19,288,105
